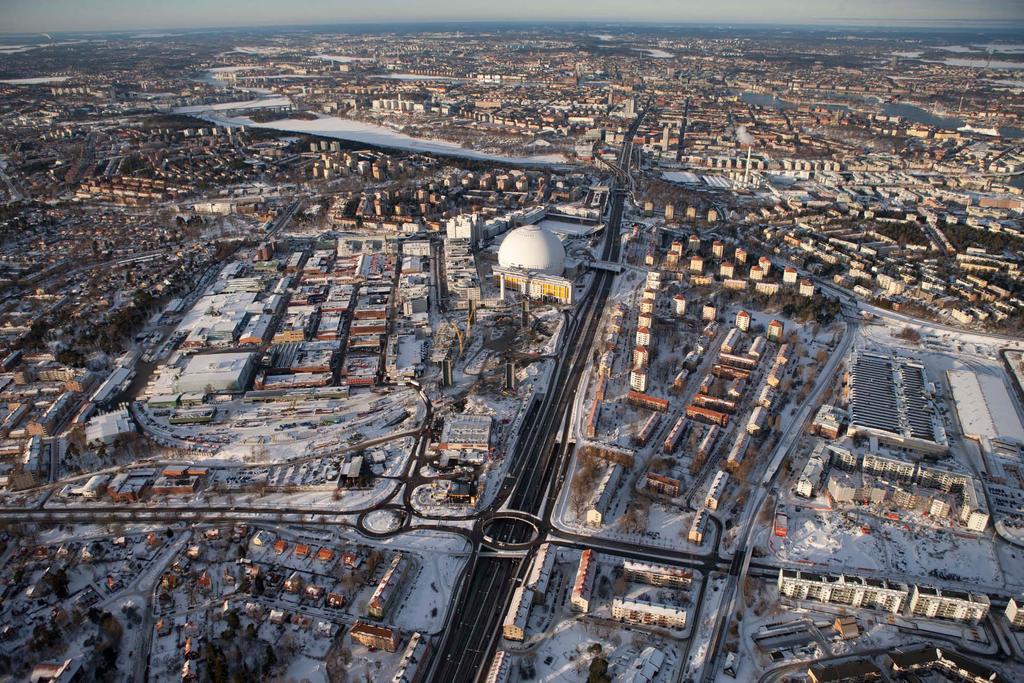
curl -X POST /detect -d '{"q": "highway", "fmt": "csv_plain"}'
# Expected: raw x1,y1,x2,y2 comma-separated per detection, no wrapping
427,101,651,683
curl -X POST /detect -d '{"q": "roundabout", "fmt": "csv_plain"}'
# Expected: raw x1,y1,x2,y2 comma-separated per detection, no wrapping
358,508,407,537
479,511,543,550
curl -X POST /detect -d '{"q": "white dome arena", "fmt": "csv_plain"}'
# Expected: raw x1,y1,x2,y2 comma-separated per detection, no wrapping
497,225,566,276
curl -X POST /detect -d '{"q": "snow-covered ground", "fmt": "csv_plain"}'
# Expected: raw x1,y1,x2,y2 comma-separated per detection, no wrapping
511,613,682,683
772,508,1006,588
684,572,727,681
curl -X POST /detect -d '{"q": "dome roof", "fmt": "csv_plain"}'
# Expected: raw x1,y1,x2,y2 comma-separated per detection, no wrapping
497,225,565,276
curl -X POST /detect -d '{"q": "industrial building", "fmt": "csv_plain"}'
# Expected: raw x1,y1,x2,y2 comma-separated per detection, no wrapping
847,352,948,455
173,352,257,394
85,407,135,446
439,413,492,450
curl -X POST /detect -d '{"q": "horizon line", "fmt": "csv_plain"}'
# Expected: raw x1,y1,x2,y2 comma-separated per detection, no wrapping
3,17,1024,38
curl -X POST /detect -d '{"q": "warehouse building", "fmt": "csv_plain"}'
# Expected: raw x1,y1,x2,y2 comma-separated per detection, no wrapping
847,352,948,455
174,352,257,394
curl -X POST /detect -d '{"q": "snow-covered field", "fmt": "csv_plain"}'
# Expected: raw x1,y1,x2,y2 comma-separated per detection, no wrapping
775,510,887,572
773,509,1006,587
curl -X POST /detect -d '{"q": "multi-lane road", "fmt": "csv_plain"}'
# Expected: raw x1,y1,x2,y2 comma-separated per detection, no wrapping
428,103,650,683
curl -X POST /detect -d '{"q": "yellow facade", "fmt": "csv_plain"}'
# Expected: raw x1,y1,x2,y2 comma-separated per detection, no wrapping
496,271,572,304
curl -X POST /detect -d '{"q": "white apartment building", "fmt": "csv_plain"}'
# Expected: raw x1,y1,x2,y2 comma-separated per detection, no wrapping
502,585,533,641
863,453,916,483
908,586,990,623
688,508,710,544
795,442,828,498
611,598,687,630
630,367,648,392
585,464,621,527
1006,598,1024,629
485,651,511,683
623,560,693,588
704,470,730,511
777,569,908,614
526,543,554,598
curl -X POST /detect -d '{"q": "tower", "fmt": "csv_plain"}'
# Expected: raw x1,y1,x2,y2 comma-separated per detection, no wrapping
441,358,454,387
676,98,689,163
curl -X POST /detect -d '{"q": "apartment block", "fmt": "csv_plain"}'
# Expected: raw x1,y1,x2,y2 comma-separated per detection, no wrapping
908,586,990,623
571,549,595,612
1006,598,1024,629
502,585,533,641
611,598,687,630
623,560,693,588
368,553,408,620
777,569,909,614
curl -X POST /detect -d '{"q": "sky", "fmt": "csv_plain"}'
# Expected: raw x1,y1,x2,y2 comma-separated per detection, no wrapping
2,0,1022,34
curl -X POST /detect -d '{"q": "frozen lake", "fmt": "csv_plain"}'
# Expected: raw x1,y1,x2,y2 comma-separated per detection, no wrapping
634,48,672,59
0,76,69,85
313,54,375,63
372,73,464,81
199,111,572,166
171,96,292,114
938,57,1024,70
